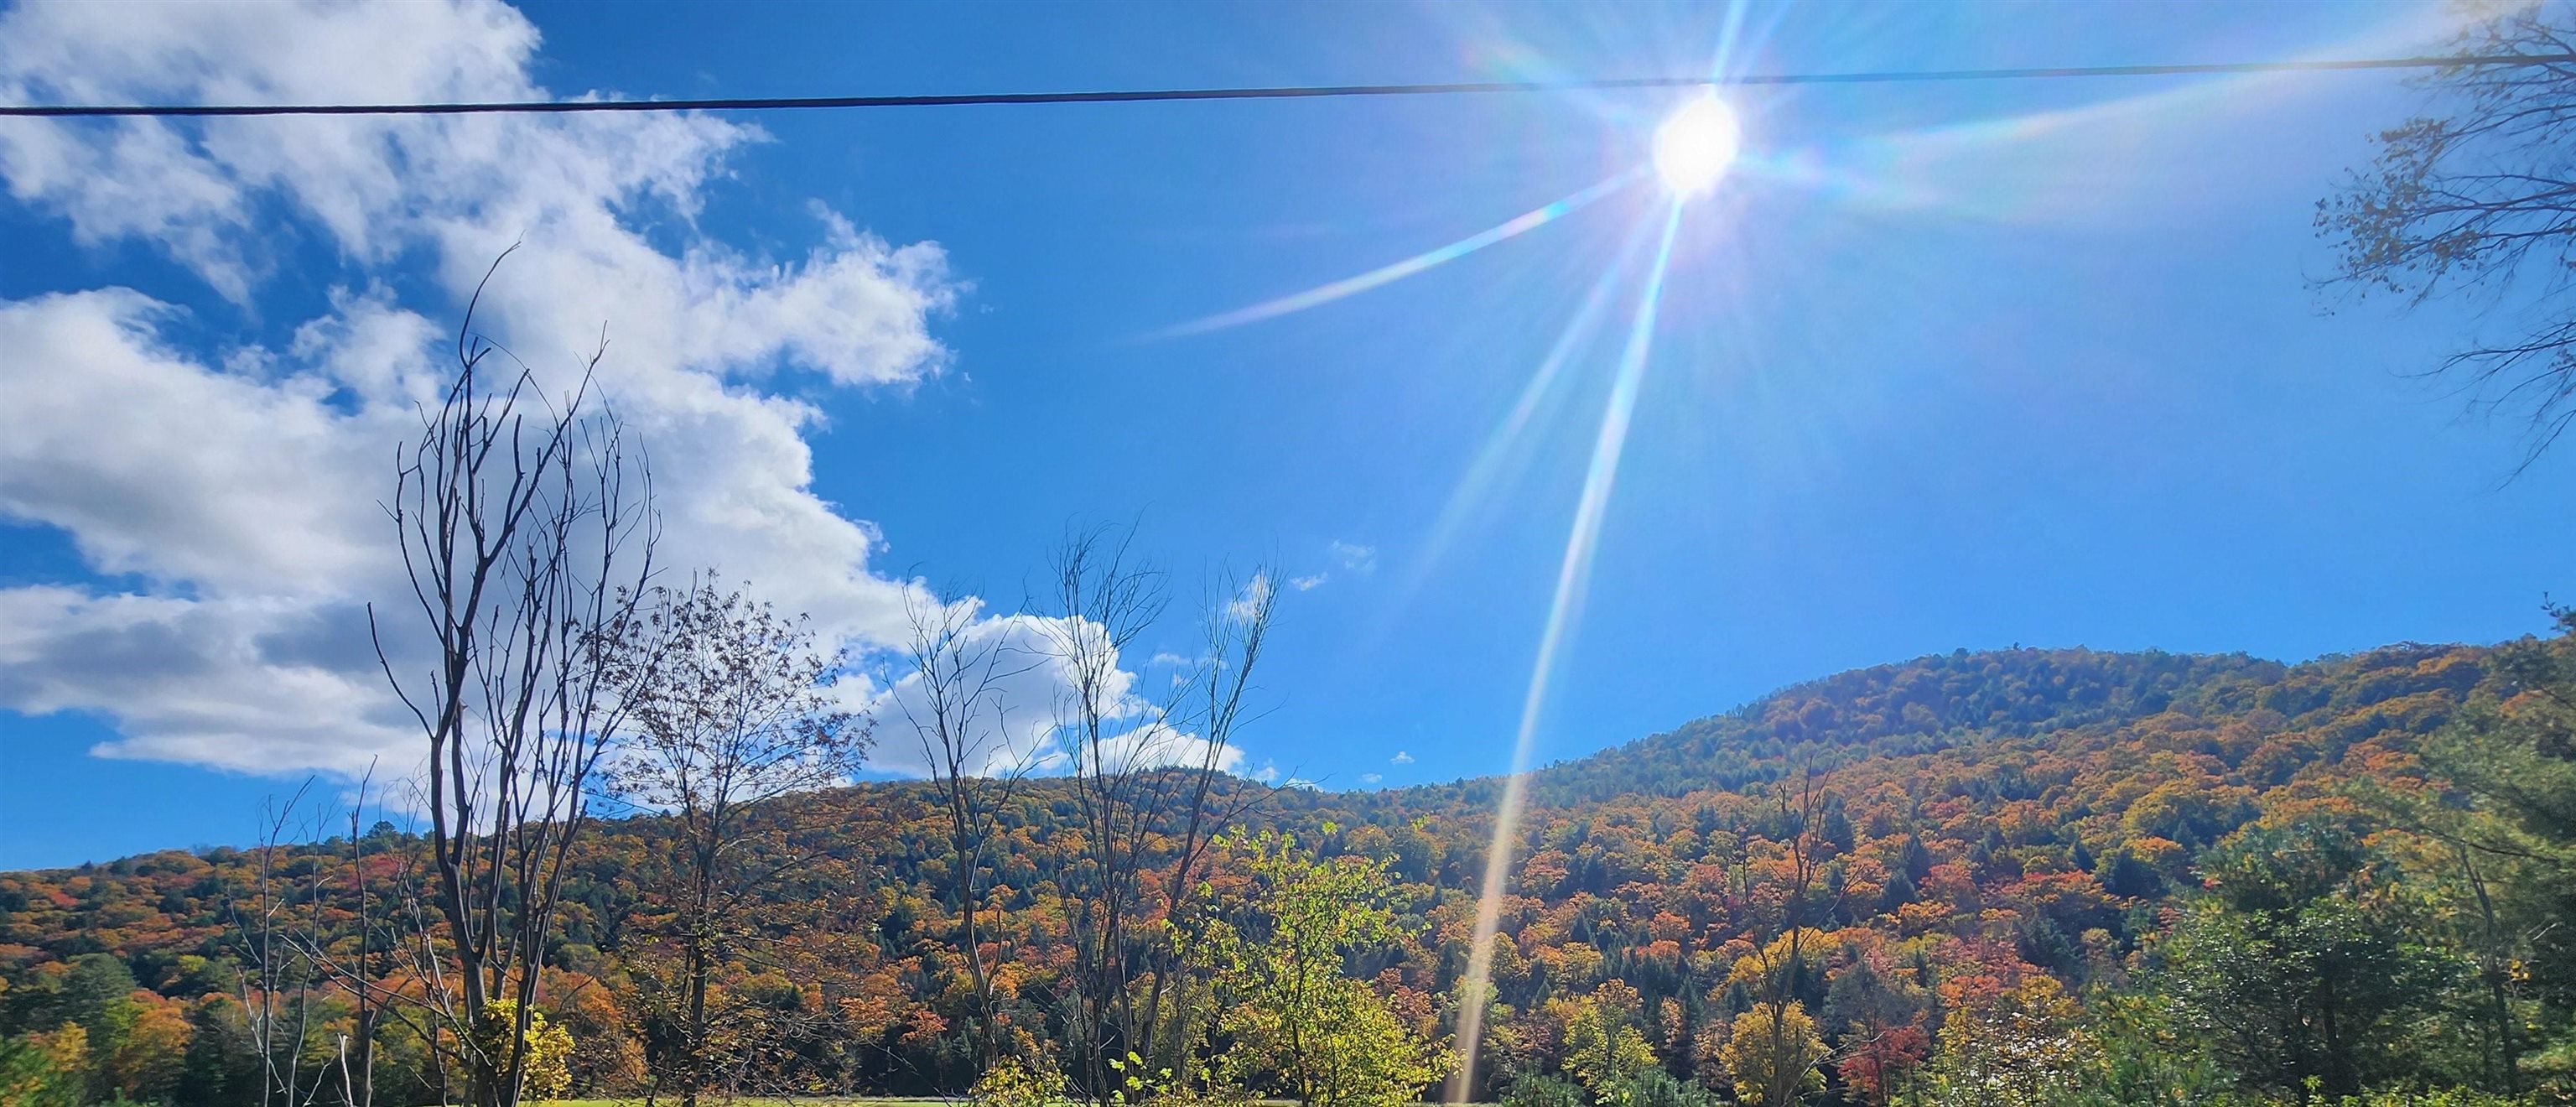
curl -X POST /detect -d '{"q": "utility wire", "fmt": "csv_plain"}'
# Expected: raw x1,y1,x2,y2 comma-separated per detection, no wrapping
4,53,2572,119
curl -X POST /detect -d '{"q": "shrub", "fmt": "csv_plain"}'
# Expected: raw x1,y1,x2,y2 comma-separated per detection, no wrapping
1502,1073,1587,1107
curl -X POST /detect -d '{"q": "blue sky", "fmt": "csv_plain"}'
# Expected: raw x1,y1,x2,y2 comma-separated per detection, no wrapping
3,0,2569,871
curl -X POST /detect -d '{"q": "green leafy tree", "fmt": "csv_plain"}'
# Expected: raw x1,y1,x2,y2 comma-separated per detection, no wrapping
2419,606,2576,1094
1561,983,1659,1096
2158,819,2447,1097
1597,1067,1722,1107
175,997,260,1107
1187,831,1444,1107
0,1026,87,1107
2052,991,2232,1107
1500,1073,1587,1107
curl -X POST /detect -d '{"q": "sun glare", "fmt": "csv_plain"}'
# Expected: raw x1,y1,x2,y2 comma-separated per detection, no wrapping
1653,94,1741,196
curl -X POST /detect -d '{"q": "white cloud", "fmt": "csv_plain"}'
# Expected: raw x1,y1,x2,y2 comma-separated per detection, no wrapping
0,1,1214,782
0,587,413,775
1223,572,1275,623
1390,750,1414,764
0,291,401,595
1288,573,1329,591
859,609,1176,779
1359,772,1382,785
1327,540,1378,574
1083,720,1246,777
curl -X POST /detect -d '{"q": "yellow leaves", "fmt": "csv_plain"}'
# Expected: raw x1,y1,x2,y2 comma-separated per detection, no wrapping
1922,974,2090,1107
101,988,190,1099
1893,899,1951,936
1191,830,1443,1107
971,1055,1070,1107
468,1000,575,1102
1716,1002,1826,1107
2122,835,2186,876
1561,983,1659,1095
1723,928,1830,995
1539,942,1605,982
2,1021,89,1107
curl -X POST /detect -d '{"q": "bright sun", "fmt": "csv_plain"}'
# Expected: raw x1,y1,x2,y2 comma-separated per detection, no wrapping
1652,94,1741,196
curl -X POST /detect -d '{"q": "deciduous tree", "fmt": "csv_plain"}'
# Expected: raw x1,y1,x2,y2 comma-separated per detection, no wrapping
2322,4,2576,462
1187,831,1444,1107
600,575,866,1107
370,259,658,1107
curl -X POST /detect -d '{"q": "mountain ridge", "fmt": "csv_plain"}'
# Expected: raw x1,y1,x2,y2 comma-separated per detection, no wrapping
0,636,2516,1101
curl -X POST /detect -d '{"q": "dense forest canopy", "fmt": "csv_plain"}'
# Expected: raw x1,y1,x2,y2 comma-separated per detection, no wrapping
7,631,2572,1105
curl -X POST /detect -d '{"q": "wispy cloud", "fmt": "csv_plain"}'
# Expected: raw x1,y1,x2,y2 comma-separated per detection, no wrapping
1390,750,1414,765
1224,573,1275,622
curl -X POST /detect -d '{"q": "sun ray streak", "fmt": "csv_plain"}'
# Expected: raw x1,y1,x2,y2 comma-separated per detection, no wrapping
1149,167,1648,339
1407,216,1656,588
1708,0,1753,79
1446,201,1685,1103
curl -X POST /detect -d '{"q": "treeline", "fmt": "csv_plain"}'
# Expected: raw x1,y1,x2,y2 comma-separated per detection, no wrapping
6,618,2573,1105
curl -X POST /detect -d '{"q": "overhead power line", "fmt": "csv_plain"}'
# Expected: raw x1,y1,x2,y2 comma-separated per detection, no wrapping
3,53,2572,119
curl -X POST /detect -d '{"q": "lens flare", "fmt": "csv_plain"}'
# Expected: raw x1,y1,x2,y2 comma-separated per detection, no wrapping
1654,95,1741,196
1150,169,1646,339
1445,203,1686,1103
1407,219,1656,585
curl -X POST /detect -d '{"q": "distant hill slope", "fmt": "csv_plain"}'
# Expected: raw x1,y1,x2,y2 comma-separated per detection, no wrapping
0,641,2497,1099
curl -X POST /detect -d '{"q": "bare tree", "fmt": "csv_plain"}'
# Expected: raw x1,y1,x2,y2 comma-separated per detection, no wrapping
896,586,1041,1072
1041,526,1280,1099
368,258,659,1107
1046,527,1166,1100
334,764,385,1107
228,781,327,1107
2322,4,2576,465
597,574,866,1107
1135,565,1278,1078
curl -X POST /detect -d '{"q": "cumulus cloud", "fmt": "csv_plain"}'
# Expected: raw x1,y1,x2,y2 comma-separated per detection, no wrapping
862,609,1114,778
1359,772,1382,785
0,587,410,774
0,291,402,595
1083,720,1247,777
0,0,1215,782
1390,750,1413,764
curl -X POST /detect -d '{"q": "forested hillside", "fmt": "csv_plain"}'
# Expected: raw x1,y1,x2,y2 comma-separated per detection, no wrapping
7,632,2572,1105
